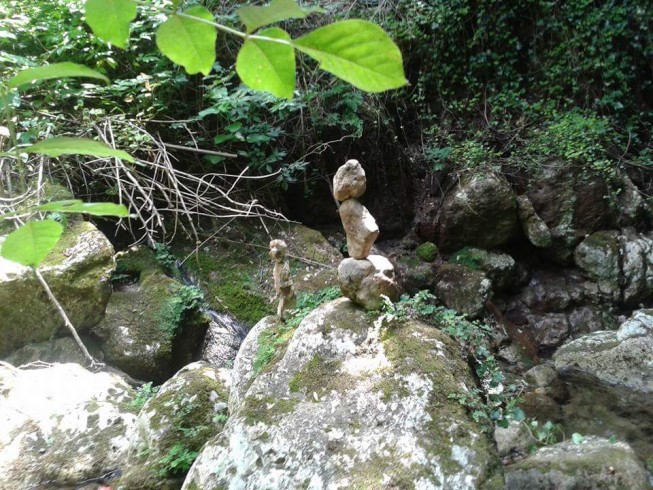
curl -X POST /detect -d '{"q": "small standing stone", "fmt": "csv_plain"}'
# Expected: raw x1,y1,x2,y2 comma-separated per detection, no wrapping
333,159,367,201
269,239,296,320
338,199,379,259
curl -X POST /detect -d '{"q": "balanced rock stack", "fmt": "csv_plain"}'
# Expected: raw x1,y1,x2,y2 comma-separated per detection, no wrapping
334,159,401,309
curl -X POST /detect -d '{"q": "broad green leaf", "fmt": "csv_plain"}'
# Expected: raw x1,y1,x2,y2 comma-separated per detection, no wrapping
294,20,407,93
85,0,137,49
24,137,135,162
1,220,63,268
8,63,109,89
156,6,216,76
571,433,584,444
37,200,130,217
236,27,295,99
237,0,323,33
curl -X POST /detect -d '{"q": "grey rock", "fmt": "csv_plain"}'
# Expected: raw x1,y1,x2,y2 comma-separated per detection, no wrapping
505,436,649,490
451,247,518,292
183,298,503,490
516,195,552,248
524,364,557,388
0,363,138,490
619,228,653,306
615,174,648,227
201,311,246,368
574,231,621,302
4,336,103,366
434,263,491,318
0,221,115,357
436,173,518,252
526,313,569,349
494,421,532,459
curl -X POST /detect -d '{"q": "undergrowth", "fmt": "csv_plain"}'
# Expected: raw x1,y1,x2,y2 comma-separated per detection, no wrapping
378,290,525,431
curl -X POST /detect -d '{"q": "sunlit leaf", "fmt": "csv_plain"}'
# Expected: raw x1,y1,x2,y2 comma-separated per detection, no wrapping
156,6,216,76
294,20,407,92
85,0,137,49
37,200,130,217
237,0,323,33
236,27,295,99
1,220,63,268
24,137,134,162
8,63,109,89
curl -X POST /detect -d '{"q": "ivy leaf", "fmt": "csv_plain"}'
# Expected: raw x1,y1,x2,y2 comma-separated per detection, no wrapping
237,0,323,33
294,20,407,93
8,63,109,89
1,220,64,268
236,27,295,99
37,200,130,217
24,137,135,162
156,6,216,76
85,0,137,49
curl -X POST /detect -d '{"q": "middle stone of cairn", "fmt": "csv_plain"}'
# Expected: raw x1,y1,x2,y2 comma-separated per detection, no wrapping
334,159,401,310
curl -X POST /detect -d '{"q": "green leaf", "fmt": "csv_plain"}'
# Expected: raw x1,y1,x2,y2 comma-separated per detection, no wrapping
8,62,109,89
24,137,134,162
85,0,137,49
37,200,130,217
571,433,584,444
1,220,63,268
156,6,216,76
237,0,323,33
236,27,295,99
294,20,407,93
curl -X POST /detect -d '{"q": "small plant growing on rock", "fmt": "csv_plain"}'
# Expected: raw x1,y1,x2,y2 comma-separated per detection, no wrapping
157,443,199,477
131,382,159,410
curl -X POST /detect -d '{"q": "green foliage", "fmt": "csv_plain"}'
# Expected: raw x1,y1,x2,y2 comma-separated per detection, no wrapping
131,381,159,409
8,62,109,89
160,285,204,336
85,0,137,49
237,0,322,33
36,199,130,217
525,419,564,452
157,443,199,477
213,413,228,424
155,6,217,76
450,247,484,271
380,291,525,431
252,286,340,373
0,219,63,267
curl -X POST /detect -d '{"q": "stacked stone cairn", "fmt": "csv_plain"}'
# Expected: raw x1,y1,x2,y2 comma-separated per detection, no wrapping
334,159,401,309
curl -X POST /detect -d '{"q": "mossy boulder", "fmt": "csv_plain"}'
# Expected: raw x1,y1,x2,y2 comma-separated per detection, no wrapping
92,246,209,382
117,362,230,490
435,173,518,252
505,436,649,490
183,298,503,489
0,221,115,357
450,247,518,292
0,363,138,490
415,241,438,262
573,230,621,302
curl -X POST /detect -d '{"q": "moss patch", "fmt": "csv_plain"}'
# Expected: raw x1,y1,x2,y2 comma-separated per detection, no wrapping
289,355,354,398
240,395,298,426
416,242,438,262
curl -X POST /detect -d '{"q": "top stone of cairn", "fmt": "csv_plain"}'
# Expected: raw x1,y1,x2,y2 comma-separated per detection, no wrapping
333,159,366,202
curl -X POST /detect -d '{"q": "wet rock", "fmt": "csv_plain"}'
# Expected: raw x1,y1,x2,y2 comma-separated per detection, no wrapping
525,313,569,349
117,362,230,489
338,198,379,259
332,159,366,202
0,221,115,357
450,247,518,292
92,247,209,382
519,270,584,313
567,306,616,336
201,311,246,368
615,174,649,227
0,363,138,490
183,299,503,489
4,336,103,366
436,173,517,252
573,231,621,302
504,436,649,490
338,255,401,310
619,228,653,306
395,254,437,294
434,263,491,318
524,364,557,388
516,195,552,248
494,421,532,460
519,391,564,423
527,163,610,264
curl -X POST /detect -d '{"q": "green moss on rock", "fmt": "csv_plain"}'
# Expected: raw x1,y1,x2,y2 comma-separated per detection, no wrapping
416,242,439,262
240,395,298,426
289,355,354,398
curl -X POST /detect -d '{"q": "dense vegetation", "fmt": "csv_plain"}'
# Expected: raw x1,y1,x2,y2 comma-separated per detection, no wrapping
2,0,652,239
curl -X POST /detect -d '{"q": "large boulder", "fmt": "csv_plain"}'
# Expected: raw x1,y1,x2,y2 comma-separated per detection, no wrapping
201,311,247,368
183,298,503,489
117,362,230,489
504,437,649,490
0,221,115,357
92,247,209,382
435,173,518,252
0,363,138,489
553,309,653,460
